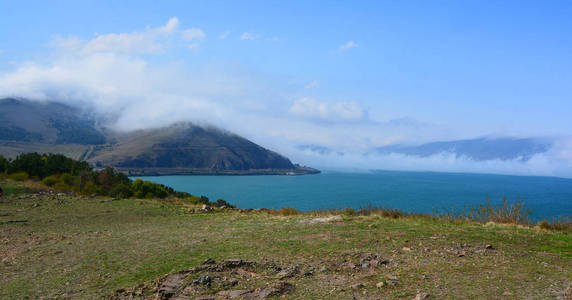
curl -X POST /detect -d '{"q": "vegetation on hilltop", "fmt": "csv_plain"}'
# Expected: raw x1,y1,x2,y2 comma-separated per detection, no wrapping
0,152,233,207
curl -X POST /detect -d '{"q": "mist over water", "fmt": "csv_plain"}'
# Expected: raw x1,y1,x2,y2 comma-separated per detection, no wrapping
135,170,572,221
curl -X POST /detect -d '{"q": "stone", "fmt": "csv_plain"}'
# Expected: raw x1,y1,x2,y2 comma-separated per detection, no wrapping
415,292,430,300
216,290,250,298
193,275,212,286
244,282,295,299
277,266,299,279
377,259,390,265
158,272,188,298
387,276,399,286
350,283,365,290
376,281,385,288
485,244,494,250
402,247,412,252
229,278,239,286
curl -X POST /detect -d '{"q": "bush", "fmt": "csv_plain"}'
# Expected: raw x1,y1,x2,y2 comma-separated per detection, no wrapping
342,208,356,216
184,195,203,205
0,154,9,173
54,181,71,191
109,183,133,199
42,175,59,187
213,198,234,208
435,197,530,225
537,217,572,232
199,196,210,204
81,181,103,195
9,172,29,181
130,179,170,199
275,207,300,216
59,173,76,186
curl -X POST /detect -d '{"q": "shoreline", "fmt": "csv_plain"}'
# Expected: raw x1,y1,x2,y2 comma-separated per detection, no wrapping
119,167,321,177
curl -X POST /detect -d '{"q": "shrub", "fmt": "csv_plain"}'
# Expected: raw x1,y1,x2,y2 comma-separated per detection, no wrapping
537,217,572,232
275,207,300,216
109,183,133,198
213,198,234,208
54,181,71,191
434,197,530,225
9,172,29,181
199,196,210,204
42,175,59,187
131,179,170,199
0,154,9,173
59,173,76,186
342,208,356,216
184,195,203,205
82,181,103,195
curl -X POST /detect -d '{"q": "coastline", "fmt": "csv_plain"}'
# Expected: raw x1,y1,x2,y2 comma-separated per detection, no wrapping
119,166,321,176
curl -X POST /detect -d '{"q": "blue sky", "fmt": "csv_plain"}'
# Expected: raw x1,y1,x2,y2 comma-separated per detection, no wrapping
1,0,572,175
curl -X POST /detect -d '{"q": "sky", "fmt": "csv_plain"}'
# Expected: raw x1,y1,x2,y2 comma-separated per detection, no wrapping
1,0,572,176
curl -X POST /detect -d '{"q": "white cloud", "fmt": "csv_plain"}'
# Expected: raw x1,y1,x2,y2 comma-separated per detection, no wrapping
291,149,572,177
181,28,205,41
157,17,180,33
52,17,200,55
289,97,364,122
181,28,206,51
339,40,358,51
187,43,201,51
240,32,257,40
219,30,231,39
3,18,572,177
305,80,319,89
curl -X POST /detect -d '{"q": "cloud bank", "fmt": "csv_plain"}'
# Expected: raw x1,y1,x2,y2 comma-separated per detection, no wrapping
1,17,572,177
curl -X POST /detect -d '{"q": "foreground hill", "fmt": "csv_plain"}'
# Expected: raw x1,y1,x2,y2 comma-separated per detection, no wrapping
0,180,570,299
0,98,318,175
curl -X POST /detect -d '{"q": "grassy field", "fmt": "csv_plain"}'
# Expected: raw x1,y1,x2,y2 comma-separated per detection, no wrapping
0,180,571,299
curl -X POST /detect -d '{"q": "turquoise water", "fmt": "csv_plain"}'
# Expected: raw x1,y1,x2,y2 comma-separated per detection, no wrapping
134,170,572,220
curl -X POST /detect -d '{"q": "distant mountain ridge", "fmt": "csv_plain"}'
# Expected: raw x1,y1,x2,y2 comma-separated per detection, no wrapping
376,137,552,161
0,98,319,175
298,137,553,162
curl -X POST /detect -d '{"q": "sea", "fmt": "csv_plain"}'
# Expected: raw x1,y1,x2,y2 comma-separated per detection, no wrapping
133,170,572,221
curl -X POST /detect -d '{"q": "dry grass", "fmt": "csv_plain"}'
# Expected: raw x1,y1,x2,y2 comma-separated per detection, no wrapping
435,197,531,224
1,180,571,299
538,217,572,232
260,198,572,233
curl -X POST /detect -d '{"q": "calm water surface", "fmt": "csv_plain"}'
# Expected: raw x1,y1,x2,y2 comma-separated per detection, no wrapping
134,170,572,220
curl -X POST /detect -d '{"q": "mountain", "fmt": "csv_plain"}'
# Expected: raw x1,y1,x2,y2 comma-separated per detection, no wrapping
0,98,105,144
376,137,552,161
87,123,316,175
0,98,318,175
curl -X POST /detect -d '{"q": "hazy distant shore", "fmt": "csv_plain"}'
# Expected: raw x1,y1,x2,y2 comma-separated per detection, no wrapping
121,166,321,176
